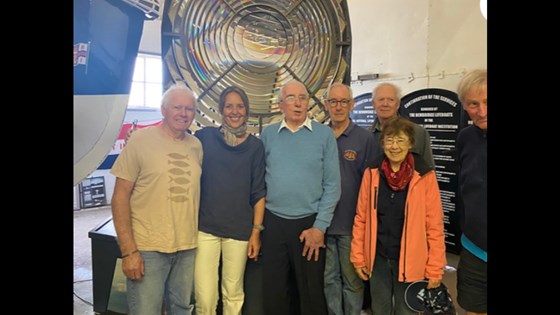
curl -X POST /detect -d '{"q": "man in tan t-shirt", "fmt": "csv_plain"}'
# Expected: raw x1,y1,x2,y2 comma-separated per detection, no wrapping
111,83,203,315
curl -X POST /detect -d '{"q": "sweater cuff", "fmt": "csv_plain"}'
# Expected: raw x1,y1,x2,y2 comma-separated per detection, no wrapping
313,221,328,233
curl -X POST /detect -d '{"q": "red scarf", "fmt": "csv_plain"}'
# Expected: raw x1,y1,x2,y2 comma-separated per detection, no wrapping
381,153,414,191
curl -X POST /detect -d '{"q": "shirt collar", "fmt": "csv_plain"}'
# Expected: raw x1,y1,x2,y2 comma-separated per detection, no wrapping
370,118,382,132
328,119,355,137
278,117,313,133
341,120,356,136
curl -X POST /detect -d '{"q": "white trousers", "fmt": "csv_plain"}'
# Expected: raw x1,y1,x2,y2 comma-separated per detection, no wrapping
195,231,249,315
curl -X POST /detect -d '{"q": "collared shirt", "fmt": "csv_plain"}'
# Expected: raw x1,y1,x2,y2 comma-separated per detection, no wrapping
261,119,341,232
327,120,377,235
369,118,382,133
278,117,313,133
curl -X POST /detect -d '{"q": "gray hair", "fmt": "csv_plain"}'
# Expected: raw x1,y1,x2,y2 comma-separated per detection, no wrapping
278,80,308,101
457,69,487,104
326,82,353,99
161,83,197,109
372,82,402,101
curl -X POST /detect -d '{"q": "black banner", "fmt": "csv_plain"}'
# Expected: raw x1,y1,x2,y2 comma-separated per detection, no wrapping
400,89,468,254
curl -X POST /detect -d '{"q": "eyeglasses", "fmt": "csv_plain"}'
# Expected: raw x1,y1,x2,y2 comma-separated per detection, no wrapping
327,99,351,108
283,95,309,104
383,137,409,146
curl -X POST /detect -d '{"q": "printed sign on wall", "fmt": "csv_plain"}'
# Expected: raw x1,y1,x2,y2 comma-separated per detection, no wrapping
350,93,376,129
400,89,469,254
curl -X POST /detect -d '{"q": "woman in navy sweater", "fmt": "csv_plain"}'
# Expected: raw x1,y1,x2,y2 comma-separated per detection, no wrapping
194,86,266,315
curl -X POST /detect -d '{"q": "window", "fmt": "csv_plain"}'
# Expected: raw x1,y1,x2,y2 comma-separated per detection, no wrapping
128,53,163,108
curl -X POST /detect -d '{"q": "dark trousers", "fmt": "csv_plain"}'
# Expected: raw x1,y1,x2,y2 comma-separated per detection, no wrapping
242,257,264,315
261,210,328,315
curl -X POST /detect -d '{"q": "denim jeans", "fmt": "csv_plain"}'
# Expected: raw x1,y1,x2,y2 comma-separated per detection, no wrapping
369,254,415,315
127,249,196,315
324,235,364,315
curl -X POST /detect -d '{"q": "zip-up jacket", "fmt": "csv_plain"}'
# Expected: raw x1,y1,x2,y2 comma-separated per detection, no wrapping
350,153,446,282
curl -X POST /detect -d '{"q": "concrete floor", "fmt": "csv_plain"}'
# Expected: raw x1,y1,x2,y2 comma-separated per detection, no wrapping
74,206,113,315
74,206,466,315
442,253,467,315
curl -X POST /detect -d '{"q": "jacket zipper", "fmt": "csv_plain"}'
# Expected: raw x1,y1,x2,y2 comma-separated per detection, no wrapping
402,202,409,282
368,183,378,273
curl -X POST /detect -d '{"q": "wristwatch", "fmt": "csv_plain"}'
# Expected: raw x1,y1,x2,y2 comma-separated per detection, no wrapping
253,224,265,231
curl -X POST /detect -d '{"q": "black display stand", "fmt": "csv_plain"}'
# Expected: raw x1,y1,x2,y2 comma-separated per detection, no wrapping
88,217,126,314
80,176,107,208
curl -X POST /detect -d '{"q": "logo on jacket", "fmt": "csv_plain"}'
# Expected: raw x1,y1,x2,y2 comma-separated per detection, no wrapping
343,150,357,161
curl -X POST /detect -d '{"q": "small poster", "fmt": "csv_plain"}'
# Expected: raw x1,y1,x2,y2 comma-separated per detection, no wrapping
80,176,107,208
349,93,376,129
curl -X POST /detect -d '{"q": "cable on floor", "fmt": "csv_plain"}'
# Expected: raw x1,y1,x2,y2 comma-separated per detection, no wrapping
74,278,92,284
74,279,93,306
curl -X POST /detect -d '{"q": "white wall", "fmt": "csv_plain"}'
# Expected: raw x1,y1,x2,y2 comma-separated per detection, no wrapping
138,19,162,55
349,0,487,97
74,187,80,210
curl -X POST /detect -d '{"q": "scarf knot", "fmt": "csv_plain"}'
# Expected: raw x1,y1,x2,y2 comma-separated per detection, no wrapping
220,123,247,146
381,153,414,191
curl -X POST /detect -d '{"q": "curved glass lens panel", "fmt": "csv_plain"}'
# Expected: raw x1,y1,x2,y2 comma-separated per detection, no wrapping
163,0,351,133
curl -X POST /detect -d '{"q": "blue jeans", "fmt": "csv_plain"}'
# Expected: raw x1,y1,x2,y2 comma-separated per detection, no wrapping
369,254,415,315
127,249,196,315
324,235,364,315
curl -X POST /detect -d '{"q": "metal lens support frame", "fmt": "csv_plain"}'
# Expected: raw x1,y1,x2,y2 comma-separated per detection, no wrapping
163,0,351,134
122,0,161,19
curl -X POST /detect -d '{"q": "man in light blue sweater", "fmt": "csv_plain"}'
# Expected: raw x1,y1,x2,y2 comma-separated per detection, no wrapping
260,80,341,315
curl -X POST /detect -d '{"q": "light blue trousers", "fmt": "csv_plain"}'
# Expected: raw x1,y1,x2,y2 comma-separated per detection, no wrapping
126,249,196,315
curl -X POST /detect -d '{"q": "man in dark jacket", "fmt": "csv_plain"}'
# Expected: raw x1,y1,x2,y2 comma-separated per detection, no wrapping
369,83,435,169
455,69,487,315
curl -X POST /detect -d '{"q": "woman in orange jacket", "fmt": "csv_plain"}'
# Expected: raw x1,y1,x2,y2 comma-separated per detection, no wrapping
350,116,446,315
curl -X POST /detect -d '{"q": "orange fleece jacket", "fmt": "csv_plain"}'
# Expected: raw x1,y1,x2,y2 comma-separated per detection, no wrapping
350,166,446,282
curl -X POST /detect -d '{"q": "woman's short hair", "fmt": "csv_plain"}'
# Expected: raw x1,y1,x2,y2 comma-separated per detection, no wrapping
380,116,416,147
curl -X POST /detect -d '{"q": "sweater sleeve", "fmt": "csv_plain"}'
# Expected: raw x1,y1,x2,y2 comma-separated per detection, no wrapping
250,139,266,206
313,130,342,232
